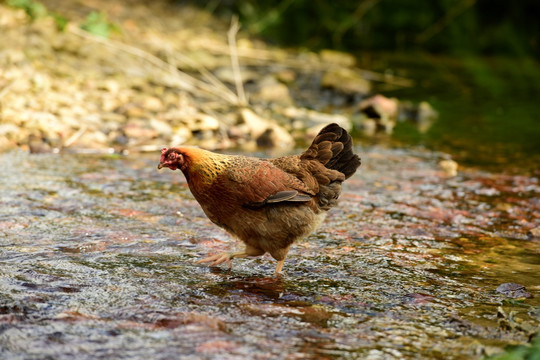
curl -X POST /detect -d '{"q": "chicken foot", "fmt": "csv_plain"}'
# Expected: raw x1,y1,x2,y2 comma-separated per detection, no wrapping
196,251,246,268
197,244,290,275
196,245,265,269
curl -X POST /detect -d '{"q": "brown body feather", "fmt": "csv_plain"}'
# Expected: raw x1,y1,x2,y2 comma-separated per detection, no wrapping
158,123,361,271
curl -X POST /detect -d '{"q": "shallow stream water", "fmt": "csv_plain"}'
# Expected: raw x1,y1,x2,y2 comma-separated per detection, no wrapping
0,148,539,359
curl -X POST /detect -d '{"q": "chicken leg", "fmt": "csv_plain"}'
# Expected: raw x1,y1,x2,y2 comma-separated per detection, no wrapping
275,259,286,275
271,245,290,275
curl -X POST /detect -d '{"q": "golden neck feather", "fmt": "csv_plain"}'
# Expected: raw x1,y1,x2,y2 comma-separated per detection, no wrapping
180,147,232,185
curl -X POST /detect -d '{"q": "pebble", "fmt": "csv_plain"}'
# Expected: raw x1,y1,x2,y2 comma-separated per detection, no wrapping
214,67,259,84
122,121,158,140
496,283,532,299
190,114,220,131
319,49,357,67
256,125,294,151
321,68,371,95
359,94,399,120
438,159,459,177
529,226,540,239
149,118,173,136
253,78,293,106
282,107,352,131
143,96,164,112
0,2,432,154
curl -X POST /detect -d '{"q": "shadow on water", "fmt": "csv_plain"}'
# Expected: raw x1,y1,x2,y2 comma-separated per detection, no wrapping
0,149,538,359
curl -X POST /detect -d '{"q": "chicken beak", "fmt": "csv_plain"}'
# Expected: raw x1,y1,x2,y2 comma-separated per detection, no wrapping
157,163,164,170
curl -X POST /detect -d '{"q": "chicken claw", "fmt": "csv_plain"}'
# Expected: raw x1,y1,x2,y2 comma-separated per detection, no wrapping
196,252,233,268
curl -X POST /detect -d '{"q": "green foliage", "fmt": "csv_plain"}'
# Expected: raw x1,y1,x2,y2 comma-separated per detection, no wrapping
7,0,47,20
51,13,68,32
206,0,540,58
486,334,540,360
80,11,118,38
7,0,68,32
6,0,116,35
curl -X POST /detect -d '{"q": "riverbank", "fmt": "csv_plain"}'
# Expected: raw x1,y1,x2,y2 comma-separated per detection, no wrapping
0,0,430,156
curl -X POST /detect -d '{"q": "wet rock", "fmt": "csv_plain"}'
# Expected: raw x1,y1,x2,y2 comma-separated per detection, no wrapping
256,126,294,151
495,202,513,212
32,73,52,92
243,304,333,326
181,50,223,71
438,159,458,177
321,67,371,95
214,67,258,84
398,101,438,133
122,104,147,119
496,283,532,299
76,130,109,148
475,187,500,196
417,101,439,131
0,136,16,152
110,131,130,146
100,79,121,94
319,49,356,67
58,241,108,253
239,108,294,150
100,112,126,123
55,310,97,322
355,113,394,135
497,306,537,335
0,1,441,155
0,124,22,142
356,94,399,134
152,312,226,331
171,125,193,145
226,125,249,141
238,139,258,152
46,331,65,344
122,121,158,141
360,94,399,120
9,77,32,93
27,133,53,154
196,340,238,354
142,96,163,112
528,226,540,239
362,118,380,136
25,112,67,141
252,76,293,106
282,107,352,135
189,114,220,132
148,119,173,137
0,48,26,64
403,293,435,305
275,69,297,84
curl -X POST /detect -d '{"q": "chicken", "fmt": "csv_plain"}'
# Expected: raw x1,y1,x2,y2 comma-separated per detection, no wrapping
157,123,361,274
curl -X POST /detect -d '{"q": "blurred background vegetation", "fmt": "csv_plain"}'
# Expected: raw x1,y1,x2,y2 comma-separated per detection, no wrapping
202,0,539,57
200,0,540,172
3,0,539,172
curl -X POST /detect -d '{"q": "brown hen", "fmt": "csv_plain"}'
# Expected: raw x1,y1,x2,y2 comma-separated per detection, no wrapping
157,123,361,274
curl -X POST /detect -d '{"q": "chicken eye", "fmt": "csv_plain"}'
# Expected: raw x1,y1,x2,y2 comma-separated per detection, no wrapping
168,153,176,160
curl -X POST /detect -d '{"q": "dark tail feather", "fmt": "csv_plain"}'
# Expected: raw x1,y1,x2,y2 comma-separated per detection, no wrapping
301,123,361,179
